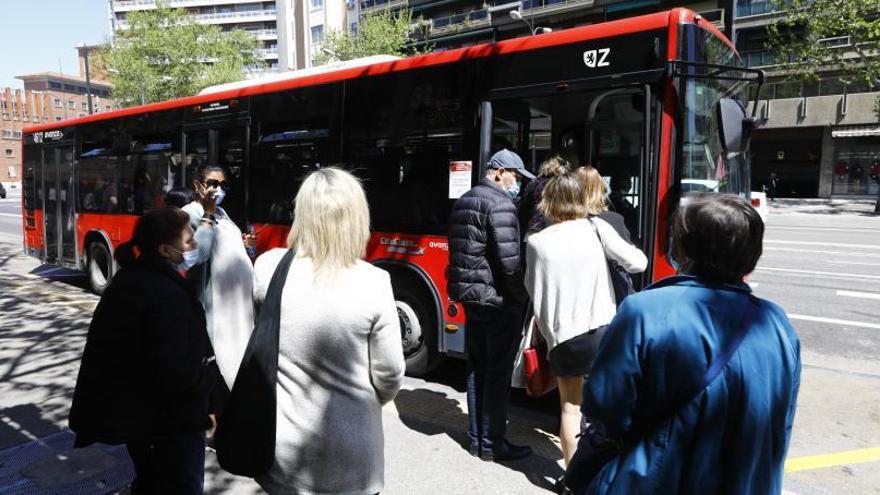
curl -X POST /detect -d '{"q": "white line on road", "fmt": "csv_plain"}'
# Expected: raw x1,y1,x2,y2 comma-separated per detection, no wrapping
764,247,880,258
0,213,20,218
756,266,880,280
837,290,880,301
769,226,880,233
788,314,880,330
765,240,880,250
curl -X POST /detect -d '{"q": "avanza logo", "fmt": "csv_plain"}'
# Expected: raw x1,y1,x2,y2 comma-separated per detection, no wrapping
583,48,611,68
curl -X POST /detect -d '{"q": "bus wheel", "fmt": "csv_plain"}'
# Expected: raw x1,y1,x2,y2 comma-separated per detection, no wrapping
87,241,113,295
395,289,442,376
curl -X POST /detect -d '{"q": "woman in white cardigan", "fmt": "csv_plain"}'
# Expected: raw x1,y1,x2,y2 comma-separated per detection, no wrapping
525,172,647,467
253,168,406,495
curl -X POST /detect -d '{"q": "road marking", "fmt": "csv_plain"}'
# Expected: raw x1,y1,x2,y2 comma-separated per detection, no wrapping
785,446,880,473
756,266,880,281
0,213,21,218
837,290,880,301
764,247,880,258
770,226,880,233
765,240,880,250
788,314,880,330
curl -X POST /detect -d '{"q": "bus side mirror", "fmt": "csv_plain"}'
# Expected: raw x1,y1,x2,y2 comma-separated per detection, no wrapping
716,98,755,153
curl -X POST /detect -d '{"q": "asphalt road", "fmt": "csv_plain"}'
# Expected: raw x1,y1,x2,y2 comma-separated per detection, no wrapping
0,199,877,494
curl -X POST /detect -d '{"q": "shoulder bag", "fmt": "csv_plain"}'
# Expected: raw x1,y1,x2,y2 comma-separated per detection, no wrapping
215,249,295,477
564,296,758,494
588,218,635,306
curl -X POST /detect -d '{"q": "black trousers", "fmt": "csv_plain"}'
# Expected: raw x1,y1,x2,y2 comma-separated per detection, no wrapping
126,430,206,494
464,304,523,450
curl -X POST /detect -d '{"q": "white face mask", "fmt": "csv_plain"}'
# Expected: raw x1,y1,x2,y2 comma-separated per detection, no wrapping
212,189,226,205
169,246,200,271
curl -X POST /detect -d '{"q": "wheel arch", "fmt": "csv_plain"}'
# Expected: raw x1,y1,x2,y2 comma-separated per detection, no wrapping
371,259,444,353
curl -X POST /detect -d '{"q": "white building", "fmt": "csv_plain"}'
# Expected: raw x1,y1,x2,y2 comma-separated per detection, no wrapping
108,0,351,72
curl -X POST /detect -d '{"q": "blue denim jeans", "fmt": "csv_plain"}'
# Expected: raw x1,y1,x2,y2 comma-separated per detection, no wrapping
126,430,206,494
464,305,523,451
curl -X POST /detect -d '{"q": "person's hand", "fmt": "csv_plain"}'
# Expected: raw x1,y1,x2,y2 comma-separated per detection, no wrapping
195,181,217,215
243,233,256,249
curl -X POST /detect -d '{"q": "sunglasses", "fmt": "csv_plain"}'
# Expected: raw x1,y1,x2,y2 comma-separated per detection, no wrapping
202,179,231,191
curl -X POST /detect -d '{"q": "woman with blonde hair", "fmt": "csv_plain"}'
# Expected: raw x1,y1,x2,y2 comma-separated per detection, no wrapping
573,165,632,242
252,167,406,495
524,172,646,472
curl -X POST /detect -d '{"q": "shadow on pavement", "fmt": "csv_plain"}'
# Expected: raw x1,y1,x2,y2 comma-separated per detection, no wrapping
394,387,564,492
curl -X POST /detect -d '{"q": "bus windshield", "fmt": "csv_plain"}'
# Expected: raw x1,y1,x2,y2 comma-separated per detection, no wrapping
680,26,751,196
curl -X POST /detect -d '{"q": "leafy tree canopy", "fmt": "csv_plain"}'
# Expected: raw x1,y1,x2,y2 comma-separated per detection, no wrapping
106,0,261,106
315,8,429,65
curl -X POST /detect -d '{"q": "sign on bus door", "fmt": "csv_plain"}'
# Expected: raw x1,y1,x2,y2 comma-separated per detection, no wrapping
41,144,77,266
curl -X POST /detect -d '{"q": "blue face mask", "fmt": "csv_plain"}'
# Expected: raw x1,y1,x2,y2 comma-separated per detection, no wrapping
506,181,521,200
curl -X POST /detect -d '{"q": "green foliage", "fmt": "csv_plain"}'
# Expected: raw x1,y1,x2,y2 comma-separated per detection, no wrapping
315,8,429,65
767,0,880,89
106,1,261,106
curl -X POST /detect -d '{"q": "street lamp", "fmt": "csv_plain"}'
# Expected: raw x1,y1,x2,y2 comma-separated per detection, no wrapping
81,44,94,115
508,10,552,35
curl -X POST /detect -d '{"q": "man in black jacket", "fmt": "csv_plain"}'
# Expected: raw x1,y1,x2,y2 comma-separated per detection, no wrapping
448,149,533,462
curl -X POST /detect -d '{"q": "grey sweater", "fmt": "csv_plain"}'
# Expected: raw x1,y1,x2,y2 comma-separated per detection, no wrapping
253,249,405,495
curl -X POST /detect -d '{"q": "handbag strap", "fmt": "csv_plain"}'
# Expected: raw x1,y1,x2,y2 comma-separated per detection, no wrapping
263,250,296,315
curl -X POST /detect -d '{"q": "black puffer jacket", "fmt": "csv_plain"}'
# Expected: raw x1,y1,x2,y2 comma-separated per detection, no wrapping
70,260,214,445
448,178,527,312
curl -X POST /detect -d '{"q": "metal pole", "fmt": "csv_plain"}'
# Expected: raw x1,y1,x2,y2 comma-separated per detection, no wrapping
83,46,94,115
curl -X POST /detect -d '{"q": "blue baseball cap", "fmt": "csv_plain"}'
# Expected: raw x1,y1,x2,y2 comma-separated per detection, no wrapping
487,149,535,180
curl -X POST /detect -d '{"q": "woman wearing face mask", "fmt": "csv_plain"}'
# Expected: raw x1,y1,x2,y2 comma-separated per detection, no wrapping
182,165,255,395
70,208,213,494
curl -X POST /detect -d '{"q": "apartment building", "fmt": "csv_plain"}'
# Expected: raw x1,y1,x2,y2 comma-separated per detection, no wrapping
734,0,879,198
109,0,351,72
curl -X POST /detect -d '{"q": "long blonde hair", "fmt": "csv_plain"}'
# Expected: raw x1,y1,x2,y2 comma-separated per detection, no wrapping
573,166,608,216
287,167,370,279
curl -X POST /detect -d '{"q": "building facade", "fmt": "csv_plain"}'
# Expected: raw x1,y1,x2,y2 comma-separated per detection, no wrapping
109,0,352,72
734,0,879,199
1,71,113,188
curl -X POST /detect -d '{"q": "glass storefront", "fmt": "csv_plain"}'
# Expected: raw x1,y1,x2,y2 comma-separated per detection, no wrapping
831,137,880,196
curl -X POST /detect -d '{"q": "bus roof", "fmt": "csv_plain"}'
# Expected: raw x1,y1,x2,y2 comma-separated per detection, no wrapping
25,8,727,135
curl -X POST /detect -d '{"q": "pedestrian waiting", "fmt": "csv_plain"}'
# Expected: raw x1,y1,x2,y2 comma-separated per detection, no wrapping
69,208,214,494
565,193,801,494
524,172,646,470
246,167,406,494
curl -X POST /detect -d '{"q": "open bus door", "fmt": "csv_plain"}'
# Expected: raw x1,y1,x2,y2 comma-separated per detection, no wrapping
40,142,78,267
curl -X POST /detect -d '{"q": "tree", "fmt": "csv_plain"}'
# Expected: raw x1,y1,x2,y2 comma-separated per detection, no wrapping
315,8,429,65
106,1,261,106
768,0,880,212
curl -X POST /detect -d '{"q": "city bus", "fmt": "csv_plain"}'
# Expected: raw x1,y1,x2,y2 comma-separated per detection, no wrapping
21,8,762,375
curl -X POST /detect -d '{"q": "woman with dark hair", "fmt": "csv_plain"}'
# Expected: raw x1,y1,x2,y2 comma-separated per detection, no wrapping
69,208,213,494
182,164,255,393
165,187,194,209
573,194,801,494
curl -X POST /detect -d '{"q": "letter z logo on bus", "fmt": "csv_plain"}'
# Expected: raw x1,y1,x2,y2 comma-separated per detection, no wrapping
583,48,611,68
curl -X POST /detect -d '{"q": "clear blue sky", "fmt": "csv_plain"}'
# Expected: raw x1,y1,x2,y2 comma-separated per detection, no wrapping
1,1,110,88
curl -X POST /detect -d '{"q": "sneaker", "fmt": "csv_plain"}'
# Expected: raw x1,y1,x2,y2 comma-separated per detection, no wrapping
469,442,481,457
480,440,532,462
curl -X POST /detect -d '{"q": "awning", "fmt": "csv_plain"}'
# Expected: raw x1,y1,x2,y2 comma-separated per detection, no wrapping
832,125,880,138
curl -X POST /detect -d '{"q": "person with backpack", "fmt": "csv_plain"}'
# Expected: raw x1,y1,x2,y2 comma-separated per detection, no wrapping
524,172,646,471
569,193,801,494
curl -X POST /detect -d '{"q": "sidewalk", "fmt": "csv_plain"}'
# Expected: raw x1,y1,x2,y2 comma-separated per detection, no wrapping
768,198,878,216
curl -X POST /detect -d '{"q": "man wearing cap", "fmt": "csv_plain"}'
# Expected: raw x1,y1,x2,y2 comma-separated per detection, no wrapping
448,149,534,462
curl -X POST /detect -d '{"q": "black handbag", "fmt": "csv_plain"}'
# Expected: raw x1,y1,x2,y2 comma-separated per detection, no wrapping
588,218,635,306
215,249,295,477
564,296,758,494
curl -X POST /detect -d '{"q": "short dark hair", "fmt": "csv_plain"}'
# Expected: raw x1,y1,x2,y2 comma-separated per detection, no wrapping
164,188,194,208
115,208,191,268
671,193,764,283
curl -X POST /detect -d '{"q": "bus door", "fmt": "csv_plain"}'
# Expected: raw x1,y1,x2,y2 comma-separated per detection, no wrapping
41,142,77,266
182,118,249,227
484,84,657,285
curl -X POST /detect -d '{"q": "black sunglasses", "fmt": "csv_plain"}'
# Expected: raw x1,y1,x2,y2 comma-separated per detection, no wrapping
202,179,231,191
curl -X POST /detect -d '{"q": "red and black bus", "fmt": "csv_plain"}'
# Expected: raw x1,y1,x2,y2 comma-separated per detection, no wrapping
22,8,762,374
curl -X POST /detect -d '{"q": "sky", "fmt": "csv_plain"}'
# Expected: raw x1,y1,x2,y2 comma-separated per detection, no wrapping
0,1,111,89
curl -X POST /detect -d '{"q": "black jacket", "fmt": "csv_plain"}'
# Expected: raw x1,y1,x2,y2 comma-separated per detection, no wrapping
447,178,526,312
69,260,214,445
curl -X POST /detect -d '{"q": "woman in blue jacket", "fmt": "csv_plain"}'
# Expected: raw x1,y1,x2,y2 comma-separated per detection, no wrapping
579,193,801,494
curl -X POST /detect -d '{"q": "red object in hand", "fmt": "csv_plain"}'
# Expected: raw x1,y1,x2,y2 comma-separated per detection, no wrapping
524,343,555,398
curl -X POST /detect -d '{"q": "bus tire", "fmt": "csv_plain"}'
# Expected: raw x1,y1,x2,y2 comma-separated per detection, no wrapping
87,241,114,295
394,283,443,377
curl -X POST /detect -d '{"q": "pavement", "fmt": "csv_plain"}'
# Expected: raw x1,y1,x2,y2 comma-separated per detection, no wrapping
0,194,878,494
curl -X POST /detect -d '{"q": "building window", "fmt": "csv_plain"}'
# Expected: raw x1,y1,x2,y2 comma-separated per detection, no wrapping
311,25,324,45
13,131,21,139
68,100,75,109
4,149,12,158
8,166,16,178
106,105,112,111
1,130,11,139
350,22,358,34
82,102,88,111
56,116,63,121
54,98,62,108
311,0,323,9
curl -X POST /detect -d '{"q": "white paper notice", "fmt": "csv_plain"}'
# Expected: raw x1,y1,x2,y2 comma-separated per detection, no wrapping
449,161,472,199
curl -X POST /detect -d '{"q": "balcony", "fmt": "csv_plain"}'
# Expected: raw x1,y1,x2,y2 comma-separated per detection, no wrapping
430,10,489,34
116,9,277,28
246,29,278,40
258,47,279,59
359,0,408,15
113,0,260,12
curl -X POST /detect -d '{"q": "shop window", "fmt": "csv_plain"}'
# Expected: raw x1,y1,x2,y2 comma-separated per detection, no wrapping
831,139,880,196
